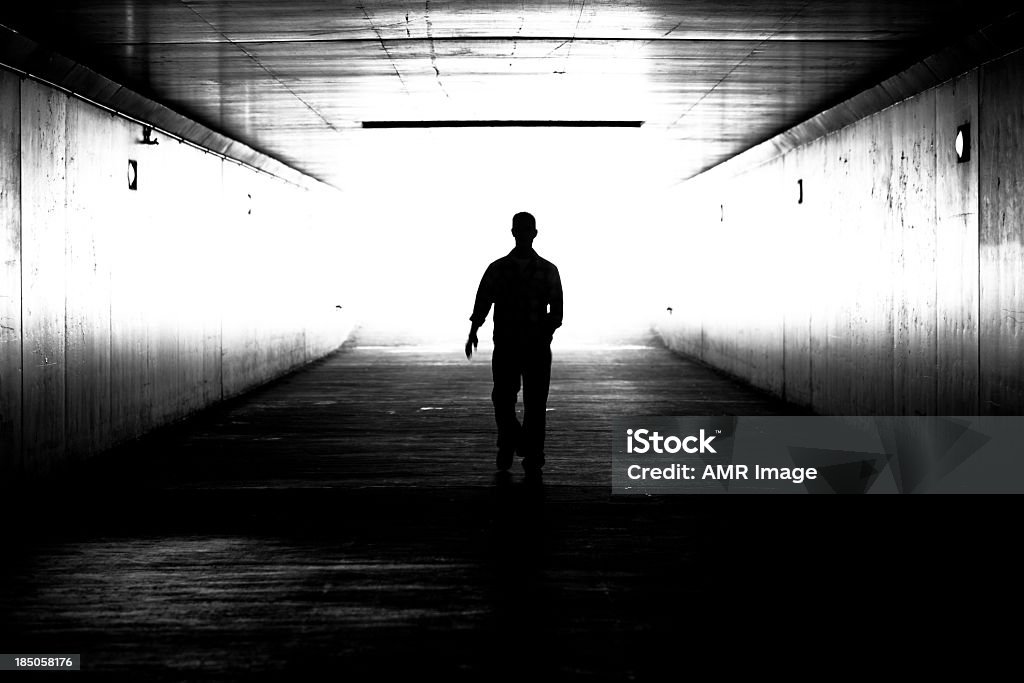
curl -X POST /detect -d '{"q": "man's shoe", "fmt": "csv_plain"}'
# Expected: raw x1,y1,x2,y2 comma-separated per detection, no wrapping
521,457,544,475
496,449,514,471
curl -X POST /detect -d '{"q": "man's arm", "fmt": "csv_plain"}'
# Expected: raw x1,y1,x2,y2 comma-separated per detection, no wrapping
548,265,563,336
466,266,494,359
465,321,481,359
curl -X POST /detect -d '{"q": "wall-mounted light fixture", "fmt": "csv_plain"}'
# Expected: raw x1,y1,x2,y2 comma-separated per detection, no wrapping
127,159,138,190
720,204,724,223
797,178,804,204
141,125,159,145
955,123,970,163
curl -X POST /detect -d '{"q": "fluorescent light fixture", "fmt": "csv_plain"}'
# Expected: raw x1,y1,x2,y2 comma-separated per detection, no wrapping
362,120,644,129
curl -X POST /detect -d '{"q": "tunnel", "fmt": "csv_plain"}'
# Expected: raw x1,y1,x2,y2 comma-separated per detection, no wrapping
2,1,1023,677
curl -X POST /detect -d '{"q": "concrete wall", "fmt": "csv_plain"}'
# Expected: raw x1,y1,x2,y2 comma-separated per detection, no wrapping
656,48,1024,416
979,51,1024,416
1,73,351,478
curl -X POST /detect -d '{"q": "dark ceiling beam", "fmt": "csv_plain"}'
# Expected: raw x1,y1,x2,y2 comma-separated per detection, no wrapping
49,36,936,46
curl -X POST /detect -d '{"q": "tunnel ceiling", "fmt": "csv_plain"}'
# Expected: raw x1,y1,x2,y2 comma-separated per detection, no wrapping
1,1,1018,187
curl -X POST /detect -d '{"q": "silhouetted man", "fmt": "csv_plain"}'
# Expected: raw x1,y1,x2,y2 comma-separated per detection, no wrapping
466,212,563,473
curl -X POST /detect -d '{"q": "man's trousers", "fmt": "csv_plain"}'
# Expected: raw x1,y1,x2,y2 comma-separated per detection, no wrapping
491,342,552,464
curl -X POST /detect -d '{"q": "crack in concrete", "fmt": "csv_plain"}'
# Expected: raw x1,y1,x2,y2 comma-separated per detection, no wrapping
662,20,684,38
544,0,587,64
357,3,409,94
638,19,685,49
425,1,449,98
565,0,587,61
667,0,814,129
510,2,525,66
177,0,344,133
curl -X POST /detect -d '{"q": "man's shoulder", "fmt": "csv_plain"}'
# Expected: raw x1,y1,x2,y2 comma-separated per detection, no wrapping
535,253,559,273
487,251,558,272
486,255,510,271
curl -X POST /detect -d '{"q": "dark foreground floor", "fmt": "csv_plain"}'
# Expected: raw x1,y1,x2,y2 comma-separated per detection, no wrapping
1,338,1013,678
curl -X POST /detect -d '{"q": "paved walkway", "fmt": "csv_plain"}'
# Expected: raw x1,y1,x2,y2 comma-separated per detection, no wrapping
12,336,945,679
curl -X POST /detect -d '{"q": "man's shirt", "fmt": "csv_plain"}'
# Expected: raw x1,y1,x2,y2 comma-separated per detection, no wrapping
470,248,563,344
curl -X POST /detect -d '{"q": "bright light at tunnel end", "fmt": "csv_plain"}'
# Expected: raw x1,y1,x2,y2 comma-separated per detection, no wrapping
338,124,680,348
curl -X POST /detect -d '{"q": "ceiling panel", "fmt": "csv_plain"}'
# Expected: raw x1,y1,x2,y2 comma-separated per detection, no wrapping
1,1,1018,187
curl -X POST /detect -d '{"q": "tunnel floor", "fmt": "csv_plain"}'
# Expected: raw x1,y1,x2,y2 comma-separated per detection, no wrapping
1,335,998,678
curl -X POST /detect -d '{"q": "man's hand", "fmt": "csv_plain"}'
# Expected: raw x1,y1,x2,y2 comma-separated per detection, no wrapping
465,331,478,359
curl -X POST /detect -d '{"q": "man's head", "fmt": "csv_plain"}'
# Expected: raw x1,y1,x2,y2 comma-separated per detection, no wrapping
511,212,537,248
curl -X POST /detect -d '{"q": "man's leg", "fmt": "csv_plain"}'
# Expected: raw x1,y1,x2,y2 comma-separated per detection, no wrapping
520,343,552,470
491,344,522,469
